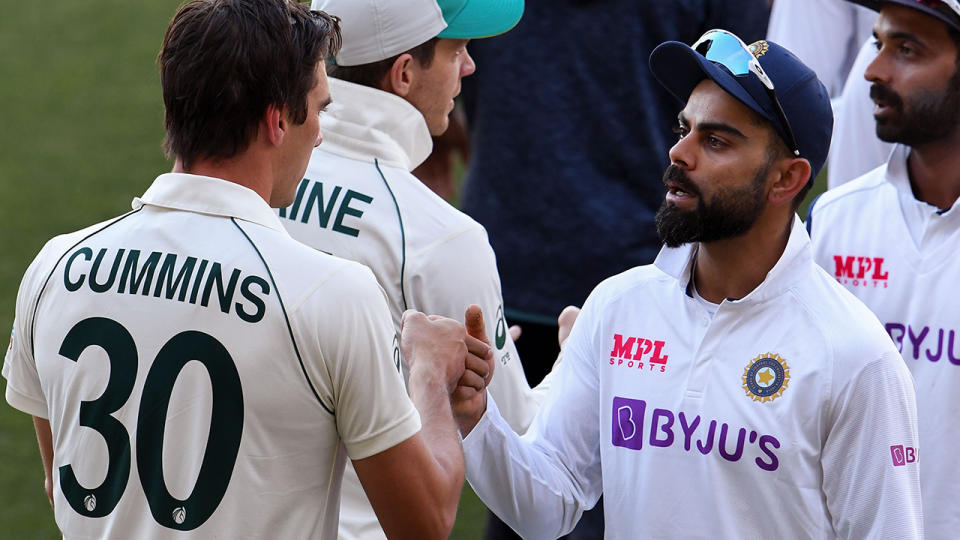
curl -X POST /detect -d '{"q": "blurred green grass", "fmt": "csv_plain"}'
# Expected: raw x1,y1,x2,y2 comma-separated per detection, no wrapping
0,1,828,538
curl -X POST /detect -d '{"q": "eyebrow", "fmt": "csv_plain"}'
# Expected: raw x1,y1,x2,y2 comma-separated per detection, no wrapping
874,29,929,48
678,112,748,140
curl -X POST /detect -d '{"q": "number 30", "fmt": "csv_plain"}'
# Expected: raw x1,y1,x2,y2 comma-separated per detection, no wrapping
57,317,244,531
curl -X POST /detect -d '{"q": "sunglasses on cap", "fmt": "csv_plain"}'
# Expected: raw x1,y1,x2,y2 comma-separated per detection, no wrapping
692,29,800,157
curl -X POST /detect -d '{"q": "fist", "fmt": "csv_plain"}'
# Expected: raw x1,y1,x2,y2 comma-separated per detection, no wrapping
400,310,471,391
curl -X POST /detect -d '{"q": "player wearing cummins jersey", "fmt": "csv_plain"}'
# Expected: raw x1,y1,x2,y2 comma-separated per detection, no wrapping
809,2,960,537
452,32,923,538
3,2,476,538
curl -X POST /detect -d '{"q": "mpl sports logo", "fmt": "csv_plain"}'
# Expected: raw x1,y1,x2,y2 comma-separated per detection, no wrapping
832,255,889,288
609,333,669,373
890,444,918,467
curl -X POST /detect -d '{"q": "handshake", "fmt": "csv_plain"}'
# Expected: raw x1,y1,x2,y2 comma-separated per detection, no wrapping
399,304,579,436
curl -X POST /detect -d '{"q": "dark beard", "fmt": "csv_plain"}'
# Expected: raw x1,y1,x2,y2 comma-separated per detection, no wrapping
871,70,960,146
655,163,768,248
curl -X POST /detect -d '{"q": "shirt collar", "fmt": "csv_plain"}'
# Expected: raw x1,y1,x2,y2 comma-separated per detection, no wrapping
885,144,913,197
132,173,289,233
319,77,433,171
654,216,813,304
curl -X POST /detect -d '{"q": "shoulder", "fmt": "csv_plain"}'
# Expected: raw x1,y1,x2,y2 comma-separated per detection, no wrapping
583,264,671,313
810,165,889,217
792,266,900,370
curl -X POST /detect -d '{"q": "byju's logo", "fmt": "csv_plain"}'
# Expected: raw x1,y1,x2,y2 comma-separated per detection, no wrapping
611,396,781,471
833,255,889,288
613,397,646,450
609,334,668,373
890,445,918,467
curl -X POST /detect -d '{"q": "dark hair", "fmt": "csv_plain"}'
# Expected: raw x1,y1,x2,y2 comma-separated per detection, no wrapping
159,0,341,168
328,38,439,89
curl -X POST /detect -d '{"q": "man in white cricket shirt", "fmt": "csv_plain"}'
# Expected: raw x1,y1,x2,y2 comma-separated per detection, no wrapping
2,1,489,538
278,1,561,537
452,30,924,538
809,1,960,537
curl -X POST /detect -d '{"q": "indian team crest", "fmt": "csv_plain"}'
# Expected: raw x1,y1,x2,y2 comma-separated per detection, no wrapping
742,353,790,402
749,40,769,59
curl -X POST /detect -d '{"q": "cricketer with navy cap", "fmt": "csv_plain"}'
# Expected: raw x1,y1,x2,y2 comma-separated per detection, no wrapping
450,30,924,538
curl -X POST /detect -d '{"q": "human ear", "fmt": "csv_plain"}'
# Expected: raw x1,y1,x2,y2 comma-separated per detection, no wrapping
768,157,811,207
261,104,285,147
384,53,415,97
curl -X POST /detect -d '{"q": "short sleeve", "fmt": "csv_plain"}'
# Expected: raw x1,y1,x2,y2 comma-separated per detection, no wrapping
3,252,51,418
295,264,421,460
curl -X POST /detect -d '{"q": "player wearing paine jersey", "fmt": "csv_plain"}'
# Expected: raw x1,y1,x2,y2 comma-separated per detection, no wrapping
809,1,960,537
278,1,552,538
452,31,924,539
2,1,488,538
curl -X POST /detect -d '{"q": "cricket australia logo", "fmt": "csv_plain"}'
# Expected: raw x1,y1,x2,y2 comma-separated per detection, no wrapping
494,305,507,350
743,353,790,402
391,334,401,373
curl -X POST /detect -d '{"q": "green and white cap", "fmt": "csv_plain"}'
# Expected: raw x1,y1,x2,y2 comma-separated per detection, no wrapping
313,0,523,66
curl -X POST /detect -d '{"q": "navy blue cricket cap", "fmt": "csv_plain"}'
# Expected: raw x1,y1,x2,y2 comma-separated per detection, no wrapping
649,36,833,184
846,0,960,32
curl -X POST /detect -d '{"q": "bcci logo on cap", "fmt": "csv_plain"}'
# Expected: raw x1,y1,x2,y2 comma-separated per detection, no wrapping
743,353,790,402
748,40,769,58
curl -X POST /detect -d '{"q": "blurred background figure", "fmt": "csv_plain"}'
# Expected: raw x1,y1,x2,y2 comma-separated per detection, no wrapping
766,0,893,188
453,1,771,537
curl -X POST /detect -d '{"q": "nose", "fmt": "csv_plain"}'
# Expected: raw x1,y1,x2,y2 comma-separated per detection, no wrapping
461,49,476,78
315,129,323,148
667,132,695,171
863,45,887,85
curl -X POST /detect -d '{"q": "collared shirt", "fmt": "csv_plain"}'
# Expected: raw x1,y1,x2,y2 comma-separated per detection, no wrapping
465,218,922,539
810,144,960,539
280,77,546,540
3,173,418,539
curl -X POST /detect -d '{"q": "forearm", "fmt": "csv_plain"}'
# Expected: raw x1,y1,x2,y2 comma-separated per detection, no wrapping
464,397,595,539
406,366,465,529
33,416,54,508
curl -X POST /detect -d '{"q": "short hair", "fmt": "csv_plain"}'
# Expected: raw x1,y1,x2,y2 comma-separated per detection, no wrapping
328,38,439,90
159,0,342,169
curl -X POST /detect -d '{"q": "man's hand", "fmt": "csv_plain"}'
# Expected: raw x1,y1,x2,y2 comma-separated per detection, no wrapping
452,305,494,436
400,310,471,392
558,305,581,347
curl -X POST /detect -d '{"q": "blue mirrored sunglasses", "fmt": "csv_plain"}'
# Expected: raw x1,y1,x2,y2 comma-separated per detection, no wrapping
692,29,800,157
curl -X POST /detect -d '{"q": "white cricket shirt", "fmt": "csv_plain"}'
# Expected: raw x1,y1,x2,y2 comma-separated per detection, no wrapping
3,173,420,540
279,77,544,539
810,144,960,539
464,218,923,539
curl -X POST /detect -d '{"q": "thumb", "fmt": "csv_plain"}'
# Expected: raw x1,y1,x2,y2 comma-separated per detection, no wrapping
465,304,488,345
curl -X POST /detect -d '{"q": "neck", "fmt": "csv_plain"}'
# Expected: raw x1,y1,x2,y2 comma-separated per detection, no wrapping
173,154,273,205
693,213,792,304
906,130,960,210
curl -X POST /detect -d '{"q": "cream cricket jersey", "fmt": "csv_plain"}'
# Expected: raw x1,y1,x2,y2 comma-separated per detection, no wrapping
810,144,960,539
2,174,420,540
464,218,923,539
280,78,545,539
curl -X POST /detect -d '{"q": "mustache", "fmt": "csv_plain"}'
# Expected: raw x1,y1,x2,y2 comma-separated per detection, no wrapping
870,83,903,109
662,164,702,198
